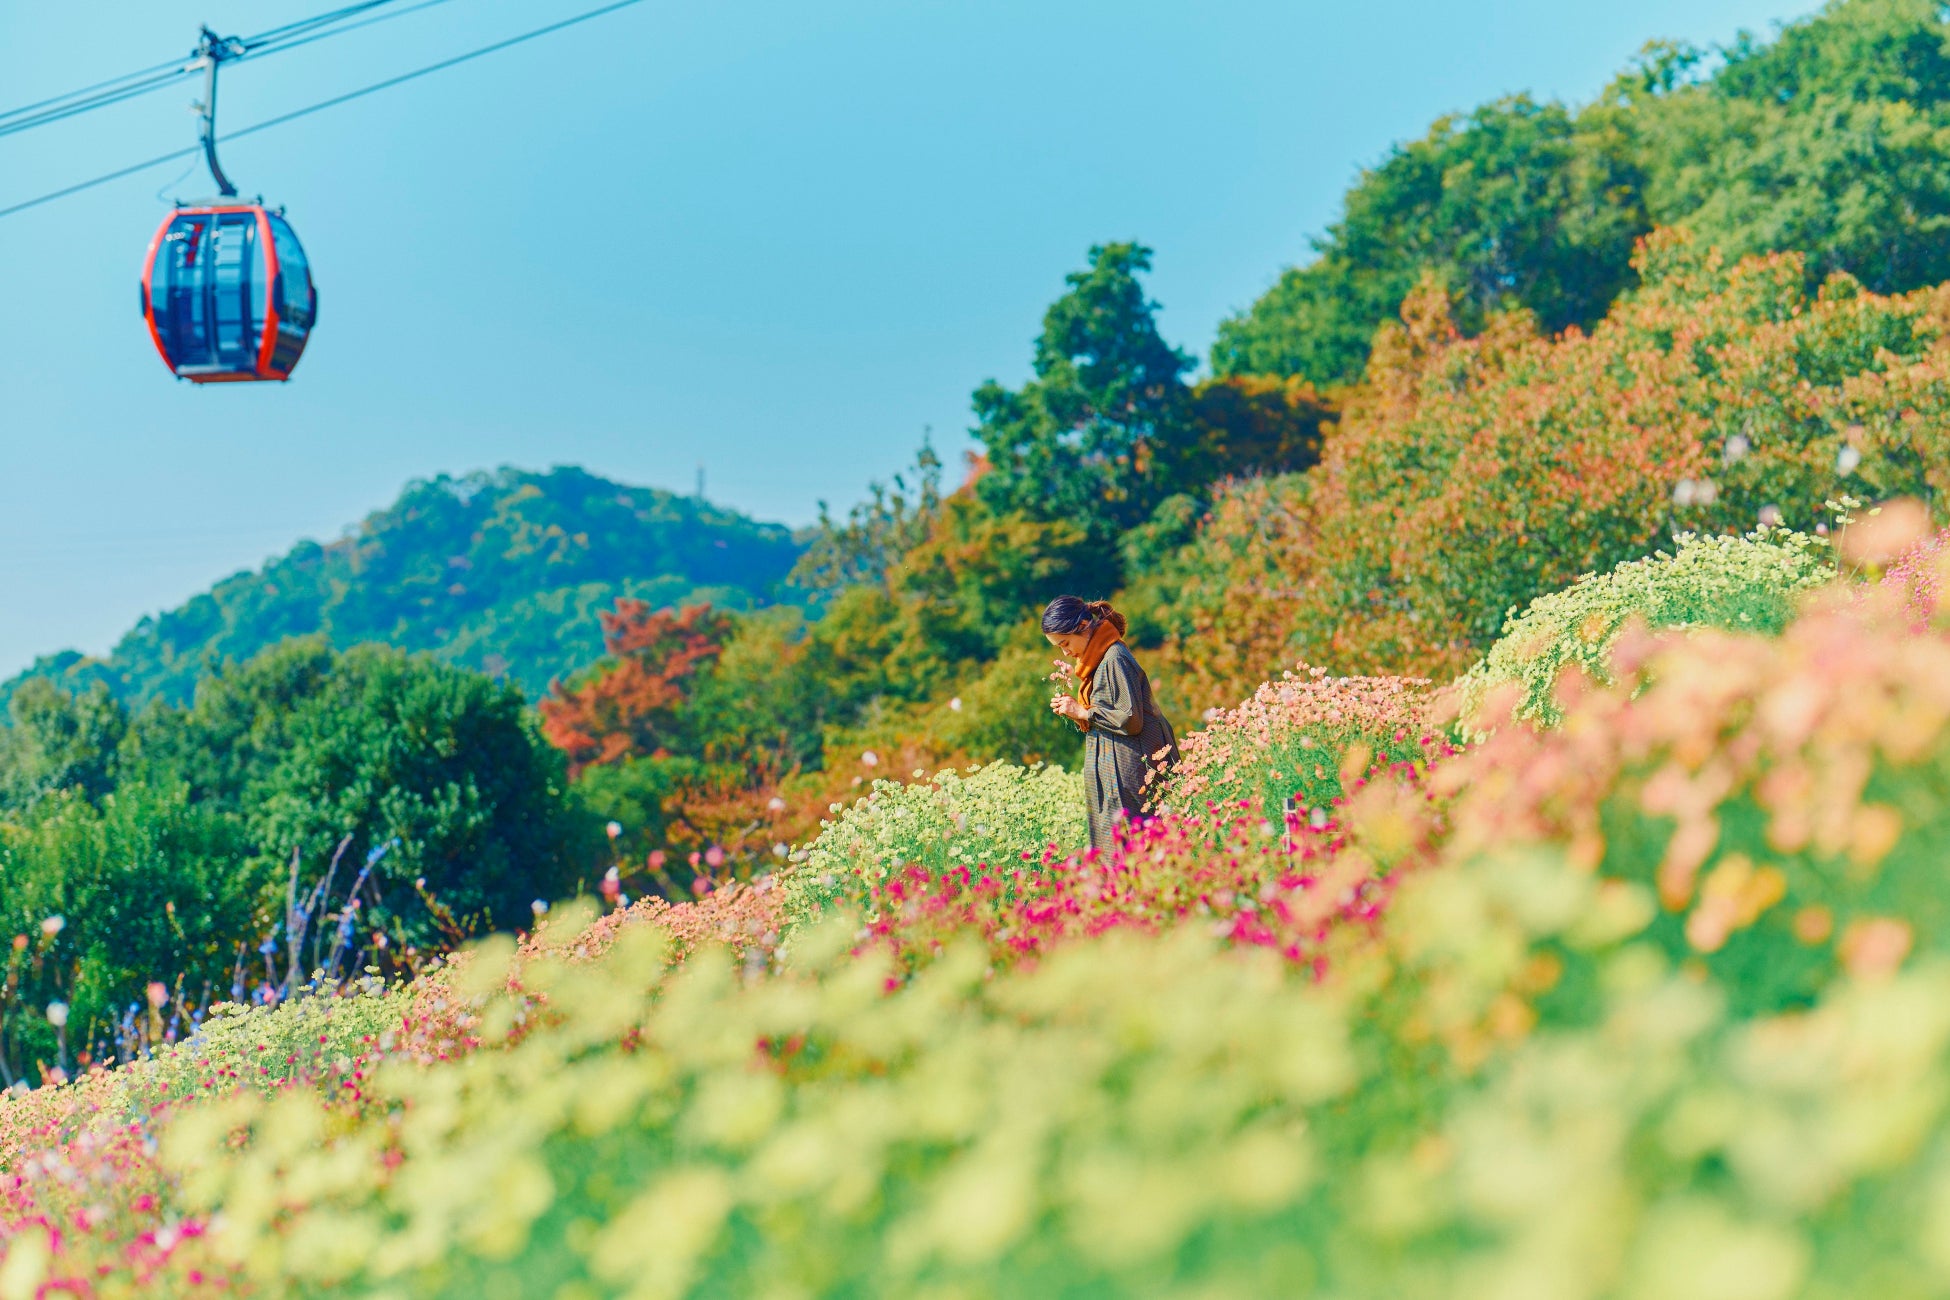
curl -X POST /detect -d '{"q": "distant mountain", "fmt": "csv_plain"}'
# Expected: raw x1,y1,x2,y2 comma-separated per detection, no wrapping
6,466,804,706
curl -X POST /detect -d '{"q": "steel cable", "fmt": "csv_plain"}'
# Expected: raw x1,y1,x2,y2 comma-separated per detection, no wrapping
0,0,457,141
0,0,648,222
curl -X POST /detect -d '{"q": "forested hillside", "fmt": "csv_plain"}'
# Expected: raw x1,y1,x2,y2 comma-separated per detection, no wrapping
1215,0,1950,384
2,466,801,706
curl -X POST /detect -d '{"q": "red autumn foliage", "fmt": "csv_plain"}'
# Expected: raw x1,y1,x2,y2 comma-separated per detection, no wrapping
538,601,732,777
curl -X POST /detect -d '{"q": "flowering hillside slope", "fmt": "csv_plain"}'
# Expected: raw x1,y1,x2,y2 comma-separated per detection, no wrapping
6,539,1950,1296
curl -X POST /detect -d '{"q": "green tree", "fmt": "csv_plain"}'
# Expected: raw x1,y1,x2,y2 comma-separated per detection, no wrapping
1214,1,1950,387
973,243,1199,560
0,679,127,813
1213,96,1649,385
119,637,338,809
0,780,262,1081
248,645,591,947
791,445,944,595
1641,0,1950,295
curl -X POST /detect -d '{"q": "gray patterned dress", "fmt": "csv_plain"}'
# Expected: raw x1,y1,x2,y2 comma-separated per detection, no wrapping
1081,641,1179,852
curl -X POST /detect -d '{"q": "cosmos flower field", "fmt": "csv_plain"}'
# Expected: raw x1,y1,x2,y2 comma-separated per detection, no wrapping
5,523,1950,1297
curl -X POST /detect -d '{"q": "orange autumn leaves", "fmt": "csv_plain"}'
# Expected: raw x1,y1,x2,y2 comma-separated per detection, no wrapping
539,601,731,777
1166,231,1950,695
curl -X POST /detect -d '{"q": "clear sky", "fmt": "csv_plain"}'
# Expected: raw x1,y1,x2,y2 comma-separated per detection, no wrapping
0,0,1820,680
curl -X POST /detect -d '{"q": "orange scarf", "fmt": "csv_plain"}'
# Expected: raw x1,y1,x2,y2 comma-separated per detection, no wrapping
1070,619,1124,729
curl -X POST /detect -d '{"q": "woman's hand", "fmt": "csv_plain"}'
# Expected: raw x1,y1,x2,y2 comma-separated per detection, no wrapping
1049,694,1089,723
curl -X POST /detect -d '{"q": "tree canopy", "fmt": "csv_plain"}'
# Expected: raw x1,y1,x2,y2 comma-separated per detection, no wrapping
1215,0,1950,386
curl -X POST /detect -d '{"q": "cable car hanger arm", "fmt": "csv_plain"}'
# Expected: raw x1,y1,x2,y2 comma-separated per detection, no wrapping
194,27,246,199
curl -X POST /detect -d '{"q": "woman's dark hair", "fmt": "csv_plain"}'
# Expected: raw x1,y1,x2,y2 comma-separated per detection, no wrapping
1042,596,1126,636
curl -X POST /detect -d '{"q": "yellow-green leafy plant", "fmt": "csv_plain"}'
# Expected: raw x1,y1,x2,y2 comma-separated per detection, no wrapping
781,761,1085,924
144,920,1360,1298
1449,526,1834,729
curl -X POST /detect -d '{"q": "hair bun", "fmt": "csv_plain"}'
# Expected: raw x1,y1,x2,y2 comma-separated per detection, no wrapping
1086,600,1128,636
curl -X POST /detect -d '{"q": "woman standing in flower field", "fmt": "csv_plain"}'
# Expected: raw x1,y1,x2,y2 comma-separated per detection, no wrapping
1043,596,1179,851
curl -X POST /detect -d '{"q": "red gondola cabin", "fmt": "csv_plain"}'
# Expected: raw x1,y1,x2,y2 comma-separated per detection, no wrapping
141,204,316,382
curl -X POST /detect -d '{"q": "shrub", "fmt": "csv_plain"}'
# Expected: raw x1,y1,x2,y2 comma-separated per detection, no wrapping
1427,577,1950,1021
1131,473,1316,719
1271,237,1950,679
1159,663,1439,819
0,979,402,1295
0,979,401,1164
782,761,1085,925
1450,525,1835,728
247,644,592,948
147,925,1364,1297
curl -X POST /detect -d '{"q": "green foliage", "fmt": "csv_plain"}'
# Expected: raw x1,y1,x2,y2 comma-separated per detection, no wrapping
0,638,593,1075
1650,0,1950,295
785,761,1085,922
1215,94,1648,384
974,243,1198,561
160,925,1352,1298
923,634,1082,766
2,466,801,707
1277,236,1950,680
117,636,591,942
1453,526,1837,728
882,494,1095,680
246,644,589,946
0,678,126,812
0,780,262,1081
118,637,337,809
1217,0,1950,386
790,445,945,595
966,244,1321,602
155,982,401,1103
1120,472,1316,719
0,979,402,1152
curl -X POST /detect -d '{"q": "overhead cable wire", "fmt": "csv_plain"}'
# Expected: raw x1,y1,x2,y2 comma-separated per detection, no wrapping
236,0,406,48
0,57,189,128
218,0,647,139
0,0,649,222
0,0,449,141
0,145,201,220
234,0,464,62
0,69,195,142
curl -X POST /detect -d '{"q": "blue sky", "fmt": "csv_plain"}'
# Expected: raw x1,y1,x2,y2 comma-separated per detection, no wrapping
0,0,1819,679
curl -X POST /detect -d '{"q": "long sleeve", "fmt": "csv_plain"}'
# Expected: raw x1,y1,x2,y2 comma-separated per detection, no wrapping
1078,641,1180,851
1088,647,1145,737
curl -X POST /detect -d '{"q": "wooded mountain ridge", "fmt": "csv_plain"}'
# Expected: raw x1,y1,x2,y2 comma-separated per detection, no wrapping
2,466,803,707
